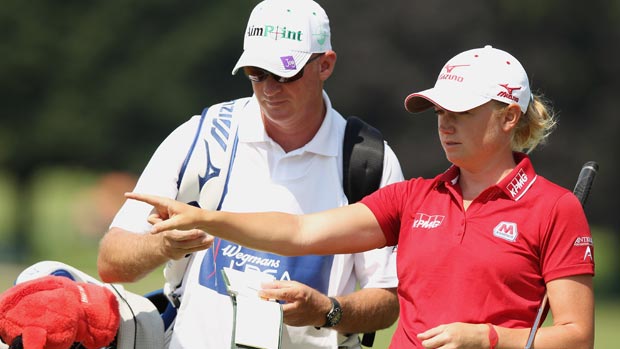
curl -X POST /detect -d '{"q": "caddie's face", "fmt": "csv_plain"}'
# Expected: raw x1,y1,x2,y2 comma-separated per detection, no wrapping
435,101,514,170
251,51,336,125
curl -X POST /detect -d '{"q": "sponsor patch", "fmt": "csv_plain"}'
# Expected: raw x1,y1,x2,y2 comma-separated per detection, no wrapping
280,56,296,70
583,246,593,261
199,239,333,296
574,236,593,246
493,221,518,242
412,213,445,229
506,169,528,198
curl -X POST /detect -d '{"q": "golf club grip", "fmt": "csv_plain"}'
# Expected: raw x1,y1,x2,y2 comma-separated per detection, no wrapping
572,161,598,207
524,161,598,349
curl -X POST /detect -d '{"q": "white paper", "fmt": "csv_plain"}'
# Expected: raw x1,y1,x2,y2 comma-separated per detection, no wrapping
222,268,282,349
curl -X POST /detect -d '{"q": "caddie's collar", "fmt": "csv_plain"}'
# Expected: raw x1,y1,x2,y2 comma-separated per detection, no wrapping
240,91,338,158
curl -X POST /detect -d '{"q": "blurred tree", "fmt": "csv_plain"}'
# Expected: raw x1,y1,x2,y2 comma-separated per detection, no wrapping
0,0,255,259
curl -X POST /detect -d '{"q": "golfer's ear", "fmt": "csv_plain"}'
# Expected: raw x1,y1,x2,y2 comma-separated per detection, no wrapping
502,104,521,131
319,51,336,80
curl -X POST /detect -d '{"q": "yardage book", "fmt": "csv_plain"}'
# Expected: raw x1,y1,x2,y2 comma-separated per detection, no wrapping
222,267,283,349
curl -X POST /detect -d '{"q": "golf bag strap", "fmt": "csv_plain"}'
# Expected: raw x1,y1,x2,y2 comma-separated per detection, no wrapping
343,116,384,204
165,98,245,306
343,116,385,347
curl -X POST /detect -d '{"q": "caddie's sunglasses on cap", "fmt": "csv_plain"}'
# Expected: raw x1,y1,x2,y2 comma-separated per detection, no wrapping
243,53,325,83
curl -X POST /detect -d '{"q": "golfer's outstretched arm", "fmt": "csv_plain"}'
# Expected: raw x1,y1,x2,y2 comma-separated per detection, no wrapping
125,192,387,256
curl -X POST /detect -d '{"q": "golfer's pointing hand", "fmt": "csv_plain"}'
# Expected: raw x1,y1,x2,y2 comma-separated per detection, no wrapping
124,192,203,234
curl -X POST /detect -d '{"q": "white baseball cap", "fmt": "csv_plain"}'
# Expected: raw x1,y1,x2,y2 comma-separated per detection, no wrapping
405,45,532,113
232,0,331,77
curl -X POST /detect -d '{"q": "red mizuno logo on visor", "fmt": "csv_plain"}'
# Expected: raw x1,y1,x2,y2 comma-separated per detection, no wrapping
444,64,469,73
497,83,521,102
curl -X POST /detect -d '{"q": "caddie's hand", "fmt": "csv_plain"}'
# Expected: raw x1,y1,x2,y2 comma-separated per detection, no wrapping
259,280,332,328
157,229,214,260
124,192,205,233
417,322,489,349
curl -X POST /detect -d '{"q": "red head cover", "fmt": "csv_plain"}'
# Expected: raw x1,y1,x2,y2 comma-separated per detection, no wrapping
0,275,120,349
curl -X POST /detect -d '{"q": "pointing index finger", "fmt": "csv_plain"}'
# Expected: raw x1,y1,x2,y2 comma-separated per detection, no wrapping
124,192,164,206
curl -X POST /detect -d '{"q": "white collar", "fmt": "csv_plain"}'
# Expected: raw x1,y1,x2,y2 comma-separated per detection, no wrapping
237,90,339,157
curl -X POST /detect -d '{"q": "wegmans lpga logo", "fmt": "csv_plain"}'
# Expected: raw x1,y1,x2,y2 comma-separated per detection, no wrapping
222,244,281,269
199,239,333,296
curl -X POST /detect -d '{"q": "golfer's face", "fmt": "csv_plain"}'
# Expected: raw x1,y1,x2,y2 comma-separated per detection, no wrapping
436,101,510,168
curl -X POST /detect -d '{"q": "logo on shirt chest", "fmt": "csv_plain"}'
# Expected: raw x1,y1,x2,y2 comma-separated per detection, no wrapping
493,221,518,242
412,213,445,229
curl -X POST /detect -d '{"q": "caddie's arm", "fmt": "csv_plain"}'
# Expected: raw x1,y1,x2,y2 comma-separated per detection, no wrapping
327,287,399,333
98,227,169,283
259,280,398,333
98,226,214,283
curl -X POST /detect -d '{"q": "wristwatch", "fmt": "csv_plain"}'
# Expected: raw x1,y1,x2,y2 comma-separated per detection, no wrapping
321,297,343,328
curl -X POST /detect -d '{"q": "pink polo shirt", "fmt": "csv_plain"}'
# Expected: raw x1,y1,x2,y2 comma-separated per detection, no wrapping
361,153,595,348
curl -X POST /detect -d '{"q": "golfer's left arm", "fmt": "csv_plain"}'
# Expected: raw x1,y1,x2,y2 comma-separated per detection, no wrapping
496,275,594,349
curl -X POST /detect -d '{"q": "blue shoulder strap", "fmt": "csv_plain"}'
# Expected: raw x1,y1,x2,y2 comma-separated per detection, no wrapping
164,99,244,306
176,106,210,190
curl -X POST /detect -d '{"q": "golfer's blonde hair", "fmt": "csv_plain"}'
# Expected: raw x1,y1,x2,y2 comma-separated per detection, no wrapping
498,93,558,153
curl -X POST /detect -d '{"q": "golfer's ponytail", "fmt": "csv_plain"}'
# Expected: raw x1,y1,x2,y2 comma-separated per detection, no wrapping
512,93,557,153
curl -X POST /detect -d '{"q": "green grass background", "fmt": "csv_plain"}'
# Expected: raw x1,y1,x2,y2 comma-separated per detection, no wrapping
1,168,619,348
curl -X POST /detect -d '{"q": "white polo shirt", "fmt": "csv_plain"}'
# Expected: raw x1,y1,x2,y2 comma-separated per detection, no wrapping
111,92,404,349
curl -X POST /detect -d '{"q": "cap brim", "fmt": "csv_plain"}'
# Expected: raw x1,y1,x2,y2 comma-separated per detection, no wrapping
404,87,491,114
232,48,312,77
